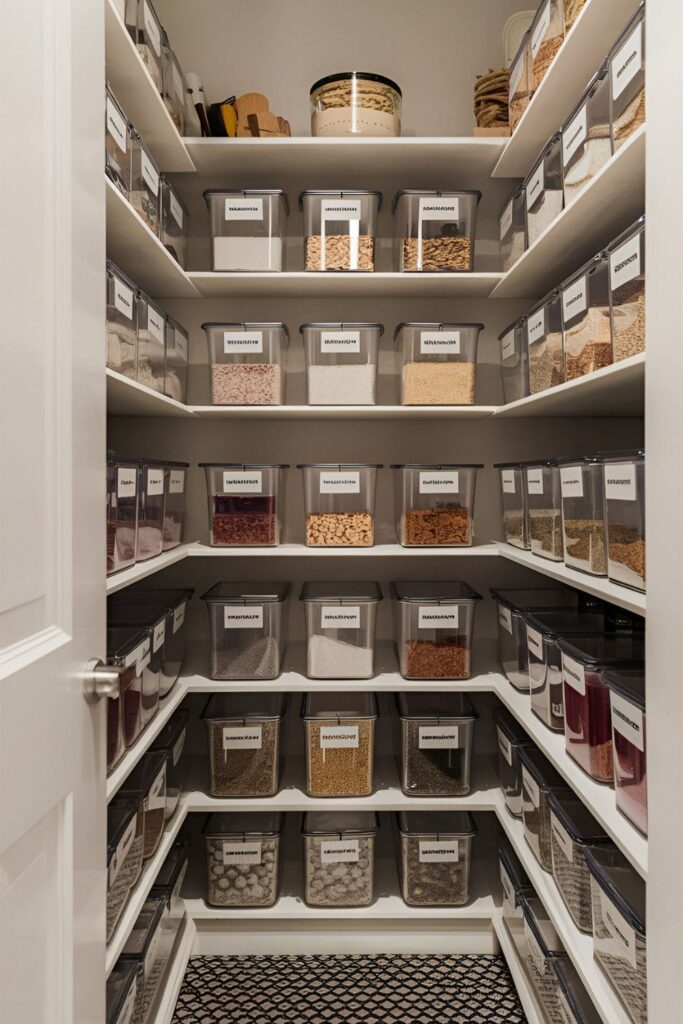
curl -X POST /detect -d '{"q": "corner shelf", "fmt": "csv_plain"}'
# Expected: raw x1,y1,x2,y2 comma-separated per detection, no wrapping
187,271,503,299
106,543,196,595
190,404,498,420
106,369,196,417
186,542,500,559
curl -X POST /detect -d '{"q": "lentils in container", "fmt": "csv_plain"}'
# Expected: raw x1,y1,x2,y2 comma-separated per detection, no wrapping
202,581,290,681
559,456,608,575
525,133,564,246
397,811,476,907
396,693,477,797
495,462,529,549
392,463,481,546
561,254,613,381
136,459,166,561
601,449,645,591
136,291,166,394
204,812,283,908
527,290,564,394
151,709,190,821
160,176,189,267
160,459,188,551
202,693,285,798
119,896,169,1024
508,32,531,132
609,4,645,151
494,707,533,816
107,456,138,575
299,463,380,547
491,586,579,692
310,71,401,137
201,463,287,547
529,0,564,94
499,186,527,271
106,961,138,1024
526,460,563,561
203,322,287,406
301,190,381,272
107,625,159,739
514,893,569,1020
303,812,378,908
106,792,144,942
204,190,287,272
550,956,603,1024
391,581,482,681
164,315,189,403
562,65,611,205
121,749,168,860
126,0,163,91
394,322,482,406
609,216,645,362
300,581,382,680
301,321,382,405
499,318,529,404
106,262,137,380
105,84,131,197
393,190,480,272
498,834,534,932
548,790,612,932
603,667,647,834
129,130,160,234
303,692,377,798
520,746,571,872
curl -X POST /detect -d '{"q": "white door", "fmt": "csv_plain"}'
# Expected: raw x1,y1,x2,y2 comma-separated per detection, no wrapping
0,1,106,1022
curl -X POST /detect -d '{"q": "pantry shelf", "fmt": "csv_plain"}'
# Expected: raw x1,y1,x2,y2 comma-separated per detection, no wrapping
186,542,501,559
491,914,546,1024
106,543,196,595
106,178,199,298
104,0,195,172
493,0,642,178
187,271,503,299
492,126,645,299
106,368,196,417
190,404,498,420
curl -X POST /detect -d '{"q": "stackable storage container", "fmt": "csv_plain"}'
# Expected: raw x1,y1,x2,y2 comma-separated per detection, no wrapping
119,897,169,1024
550,958,603,1024
608,216,645,362
161,33,185,133
298,463,381,547
161,460,188,551
106,457,138,575
394,322,482,405
562,64,611,204
301,190,381,271
526,459,563,561
603,667,647,834
526,290,564,394
106,962,138,1024
300,581,382,679
160,176,189,267
529,0,565,93
491,586,579,691
310,72,401,137
201,581,290,680
203,812,284,907
391,581,482,680
499,318,529,404
164,316,189,403
601,449,646,592
391,463,481,546
499,187,527,271
203,322,288,406
514,893,568,1020
150,709,190,821
106,793,144,942
201,463,288,546
609,4,645,151
204,189,288,271
397,811,476,906
396,693,477,797
303,812,378,907
301,322,382,405
107,603,169,706
498,834,534,931
495,462,529,549
524,133,563,246
127,0,163,90
303,692,377,797
150,838,190,928
136,459,166,561
109,587,192,695
107,626,159,740
561,254,613,381
393,190,480,272
106,260,138,380
548,791,612,932
129,130,160,234
508,32,531,132
494,707,533,816
121,749,167,860
136,291,166,394
559,456,608,575
105,84,131,196
520,746,571,871
202,693,286,797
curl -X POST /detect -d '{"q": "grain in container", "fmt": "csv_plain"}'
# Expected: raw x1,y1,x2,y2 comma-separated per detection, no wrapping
121,749,168,859
608,216,645,362
526,459,563,561
499,186,527,270
391,581,482,681
126,0,163,91
130,130,160,234
107,626,159,740
204,189,288,272
161,32,185,133
107,961,138,1024
499,318,529,404
561,254,613,381
514,893,569,1019
106,792,144,942
161,459,188,551
529,0,564,94
395,322,482,406
508,32,531,132
520,746,571,871
494,462,529,549
392,463,481,547
202,322,288,406
151,709,190,821
106,260,138,380
493,707,533,816
303,812,378,908
105,84,131,197
119,896,169,1023
301,190,381,271
106,456,138,575
300,581,382,680
201,581,290,681
609,4,645,151
164,315,189,403
397,811,476,907
396,693,477,797
201,463,288,546
300,321,382,405
524,133,563,246
303,692,377,798
548,790,612,931
150,838,190,928
136,290,166,393
562,65,611,204
499,834,534,934
603,667,647,834
600,449,645,592
393,190,480,272
160,176,189,267
558,456,608,575
527,290,564,394
201,693,286,798
310,71,401,137
136,459,166,561
491,586,580,691
203,812,284,908
298,463,380,547
550,957,603,1024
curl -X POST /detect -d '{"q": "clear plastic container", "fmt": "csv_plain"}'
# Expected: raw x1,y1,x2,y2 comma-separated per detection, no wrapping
548,791,612,932
201,693,285,797
561,254,613,381
494,707,533,816
106,261,138,381
391,581,482,681
137,459,166,561
127,0,163,91
150,838,190,928
550,958,603,1024
301,190,381,272
527,290,564,394
529,0,565,94
495,462,529,549
300,321,382,405
499,319,529,404
300,581,382,679
202,322,288,406
106,792,144,942
109,587,193,695
107,961,138,1024
397,811,476,907
508,32,531,133
585,845,647,1024
393,190,480,272
559,456,608,575
204,190,288,272
601,449,645,592
526,460,563,561
107,457,138,576
104,655,126,774
298,462,381,547
558,633,645,783
302,692,377,798
391,463,482,547
609,4,645,151
160,176,189,268
562,65,611,205
499,187,527,271
161,32,185,133
201,581,290,681
498,834,534,931
161,460,188,551
136,291,166,394
122,750,167,860
525,133,564,246
164,315,189,403
203,812,284,907
201,463,288,547
394,322,482,406
130,130,160,234
603,668,647,834
107,603,168,704
303,811,378,907
310,72,401,137
150,709,190,821
105,84,131,196
491,586,579,691
609,216,645,363
514,893,568,1020
107,626,159,739
396,693,477,797
119,897,168,1024
520,747,571,871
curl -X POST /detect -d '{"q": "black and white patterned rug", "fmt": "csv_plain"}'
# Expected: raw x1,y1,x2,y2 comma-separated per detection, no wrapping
172,953,527,1023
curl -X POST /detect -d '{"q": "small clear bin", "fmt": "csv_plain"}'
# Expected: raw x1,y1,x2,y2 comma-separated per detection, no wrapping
396,693,477,797
603,667,647,835
514,893,568,1020
201,693,286,798
393,190,480,272
106,793,144,942
392,463,481,547
527,290,564,394
558,633,645,784
548,790,613,932
526,460,563,561
201,581,290,681
493,707,533,816
201,463,288,547
150,838,190,927
302,692,377,798
508,32,531,133
609,4,645,151
130,130,160,234
397,811,476,907
161,33,185,133
204,190,288,272
127,0,163,91
107,604,168,705
107,626,159,739
107,961,138,1024
491,586,579,691
585,845,647,1024
495,462,529,549
160,176,189,267
395,322,482,406
498,834,534,932
161,460,188,551
202,322,288,406
529,0,565,94
303,811,378,908
298,463,381,547
301,321,382,405
107,457,138,576
301,190,381,272
600,449,645,592
520,746,571,871
105,84,131,196
609,216,645,362
550,958,603,1024
122,749,168,860
137,459,166,561
203,812,284,908
151,709,190,821
106,262,138,380
562,65,611,205
561,254,613,381
300,581,382,680
109,587,193,694
391,581,482,681
499,187,527,271
524,133,563,246
136,291,166,393
310,71,401,137
499,319,529,404
119,896,168,1024
164,316,189,403
559,456,608,575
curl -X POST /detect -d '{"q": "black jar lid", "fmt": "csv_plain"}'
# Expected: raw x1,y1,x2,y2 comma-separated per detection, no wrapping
310,71,402,97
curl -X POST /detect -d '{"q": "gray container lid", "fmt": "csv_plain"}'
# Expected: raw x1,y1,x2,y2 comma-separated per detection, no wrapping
519,893,567,959
391,189,482,212
299,321,384,333
396,692,477,722
602,667,645,710
584,845,645,936
199,462,289,469
556,633,645,670
201,581,290,604
107,791,144,865
108,586,193,613
390,462,484,470
550,959,603,1024
203,812,284,837
497,319,524,341
299,581,382,603
202,693,286,721
299,189,383,211
122,750,168,801
390,581,482,604
608,215,645,253
106,259,137,291
303,811,378,837
297,462,383,469
493,706,533,747
490,587,576,613
106,625,151,664
119,896,166,959
498,835,533,895
393,322,484,340
547,791,611,845
203,188,289,213
310,71,401,97
520,746,569,793
397,811,477,838
303,691,377,720
524,610,607,640
201,321,289,335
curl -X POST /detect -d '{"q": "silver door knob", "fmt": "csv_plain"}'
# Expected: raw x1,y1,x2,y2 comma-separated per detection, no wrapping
83,659,125,701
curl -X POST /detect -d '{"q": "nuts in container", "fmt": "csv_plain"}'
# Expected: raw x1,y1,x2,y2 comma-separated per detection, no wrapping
203,812,284,907
300,191,382,272
310,72,401,137
393,191,480,272
397,811,477,907
303,812,378,908
298,463,381,547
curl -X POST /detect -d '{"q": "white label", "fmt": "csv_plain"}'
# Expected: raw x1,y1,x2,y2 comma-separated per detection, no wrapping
418,606,458,629
171,61,184,100
601,892,638,968
551,816,575,863
169,470,185,494
419,840,459,863
140,149,159,196
223,330,263,354
524,919,547,973
562,275,588,322
319,471,360,494
173,602,186,633
497,727,512,766
110,817,137,885
147,468,164,496
501,470,516,494
224,196,264,221
148,766,166,811
525,161,545,211
106,97,127,153
223,725,263,750
419,196,460,221
562,103,588,166
420,331,461,354
126,640,149,670
116,467,137,498
563,655,586,695
501,330,516,361
137,650,151,674
498,605,513,634
320,330,361,353
522,767,541,808
222,471,263,493
526,468,544,495
321,198,362,221
320,606,361,629
500,199,514,240
147,306,164,343
610,234,641,290
319,725,359,749
152,620,165,652
509,50,524,97
222,841,262,865
610,692,644,752
526,626,544,660
320,839,360,864
143,0,161,55
612,22,643,101
419,471,459,494
172,728,186,766
530,0,551,59
224,605,264,629
527,308,546,345
605,462,637,501
560,466,584,499
169,191,183,228
113,276,134,320
419,725,460,749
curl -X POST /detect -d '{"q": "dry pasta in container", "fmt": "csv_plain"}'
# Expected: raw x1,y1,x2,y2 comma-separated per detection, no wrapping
391,463,481,547
396,693,477,797
395,322,482,406
524,133,563,246
301,190,381,271
301,322,382,405
164,316,189,403
310,72,401,137
548,790,612,932
202,322,288,406
302,692,377,798
300,581,382,680
520,746,571,872
550,958,603,1024
562,65,611,205
508,32,531,132
150,709,190,821
201,581,290,681
204,190,288,272
203,812,284,908
600,449,645,592
558,456,608,575
106,261,137,381
106,792,144,942
529,0,565,94
397,811,476,907
494,707,534,816
201,463,288,547
160,176,189,268
491,586,580,692
499,186,527,271
494,462,529,549
298,463,381,547
514,893,569,1020
526,459,563,561
105,84,131,197
201,693,286,798
121,749,168,860
609,4,645,151
391,581,482,681
561,253,613,381
608,216,645,362
393,190,480,272
499,318,529,404
603,667,647,835
130,130,160,234
527,290,564,394
302,812,378,908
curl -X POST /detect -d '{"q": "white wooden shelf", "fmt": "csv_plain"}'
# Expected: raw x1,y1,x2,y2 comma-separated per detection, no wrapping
104,0,195,172
493,0,642,178
187,542,500,559
188,271,503,299
106,543,196,594
493,127,645,300
190,403,498,420
491,914,546,1024
106,368,195,417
